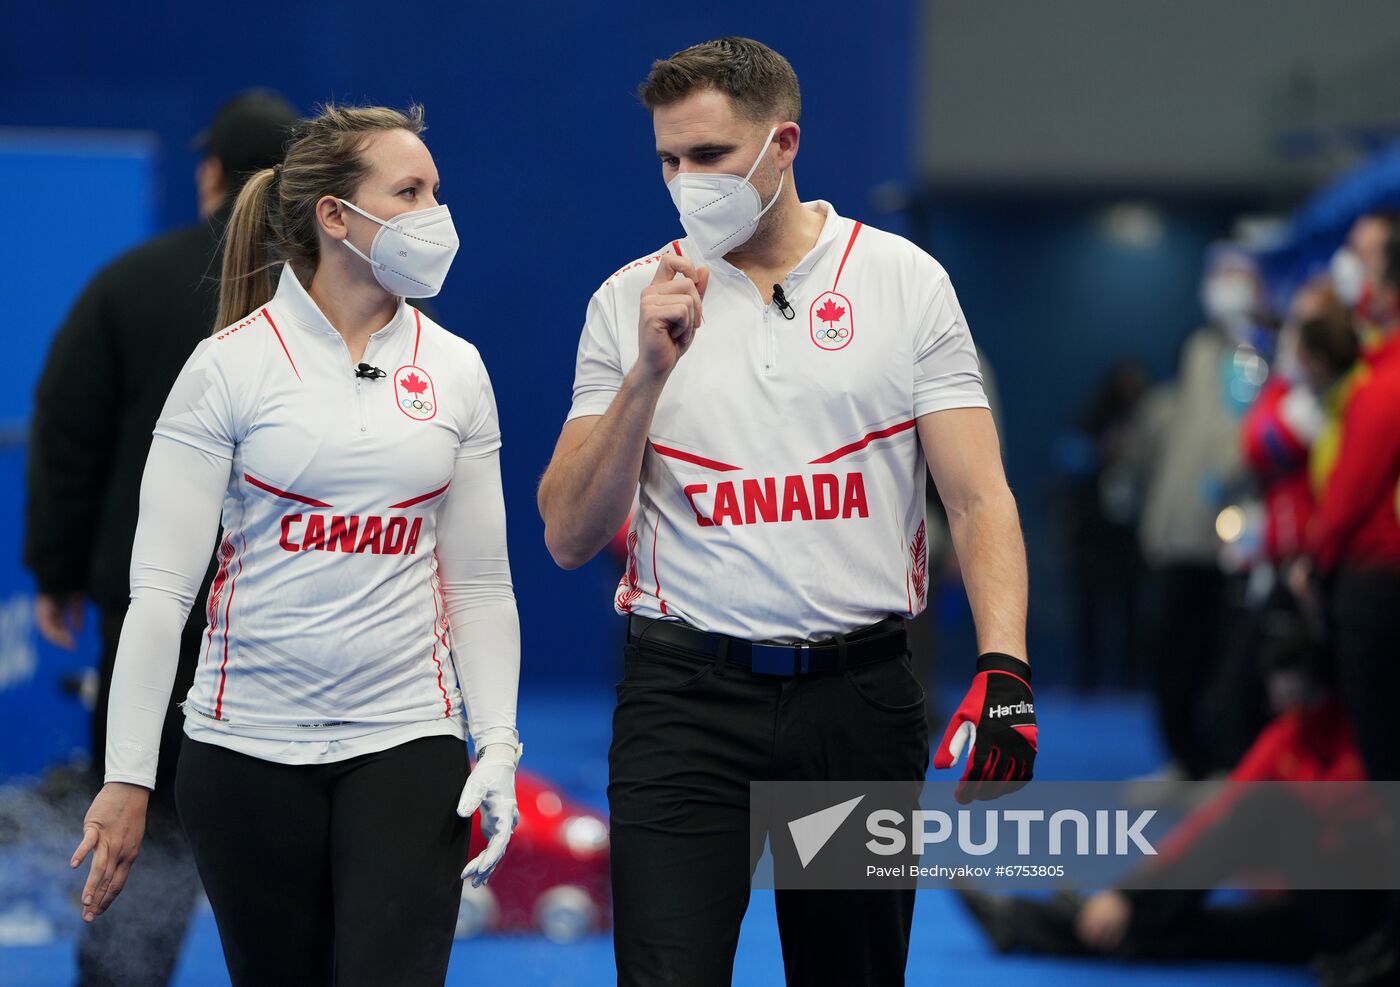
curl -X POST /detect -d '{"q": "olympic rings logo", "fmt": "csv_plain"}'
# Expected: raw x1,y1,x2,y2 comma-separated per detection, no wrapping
402,398,434,413
809,292,854,351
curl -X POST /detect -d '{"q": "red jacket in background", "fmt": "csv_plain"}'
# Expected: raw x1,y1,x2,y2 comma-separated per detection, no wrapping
1241,376,1315,561
1309,331,1400,573
1147,702,1367,875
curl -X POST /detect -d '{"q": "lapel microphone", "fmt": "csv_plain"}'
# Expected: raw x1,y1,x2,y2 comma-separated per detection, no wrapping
354,363,387,380
771,284,796,320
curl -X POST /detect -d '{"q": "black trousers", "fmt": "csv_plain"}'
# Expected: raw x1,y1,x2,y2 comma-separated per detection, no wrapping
1331,567,1400,783
1148,563,1229,778
1330,567,1400,946
608,626,929,987
175,734,470,987
76,607,205,987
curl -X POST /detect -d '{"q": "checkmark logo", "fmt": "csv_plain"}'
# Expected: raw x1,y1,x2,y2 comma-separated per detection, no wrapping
787,796,865,868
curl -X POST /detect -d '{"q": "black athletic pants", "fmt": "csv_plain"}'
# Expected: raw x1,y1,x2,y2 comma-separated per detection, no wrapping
608,625,929,986
175,734,470,987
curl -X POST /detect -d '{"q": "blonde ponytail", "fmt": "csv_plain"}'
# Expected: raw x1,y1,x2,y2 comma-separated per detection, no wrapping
213,103,426,333
216,167,279,332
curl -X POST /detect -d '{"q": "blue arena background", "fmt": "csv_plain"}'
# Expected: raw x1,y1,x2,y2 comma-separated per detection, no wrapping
0,6,1359,985
0,1,917,723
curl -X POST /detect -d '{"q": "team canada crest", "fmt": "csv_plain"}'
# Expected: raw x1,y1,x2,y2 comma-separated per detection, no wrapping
809,291,854,351
394,365,437,421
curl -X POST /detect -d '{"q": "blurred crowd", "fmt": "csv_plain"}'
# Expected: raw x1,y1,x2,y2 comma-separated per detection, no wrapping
1063,211,1400,785
969,211,1400,984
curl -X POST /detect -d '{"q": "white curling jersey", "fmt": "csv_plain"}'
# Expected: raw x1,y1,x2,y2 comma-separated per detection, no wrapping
156,263,499,736
567,201,990,642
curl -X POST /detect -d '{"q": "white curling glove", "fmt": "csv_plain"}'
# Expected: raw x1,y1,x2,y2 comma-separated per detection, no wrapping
456,743,522,887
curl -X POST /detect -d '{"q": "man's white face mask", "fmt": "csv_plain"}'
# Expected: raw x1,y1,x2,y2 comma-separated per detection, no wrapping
338,198,460,298
667,126,783,260
1329,247,1366,308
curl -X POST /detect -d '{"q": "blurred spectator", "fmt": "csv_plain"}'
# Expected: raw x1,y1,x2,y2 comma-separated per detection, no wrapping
1303,301,1367,505
1135,245,1264,780
1053,361,1149,690
1197,283,1348,768
22,90,297,987
1301,220,1400,983
1333,211,1400,345
1242,280,1343,562
957,607,1381,971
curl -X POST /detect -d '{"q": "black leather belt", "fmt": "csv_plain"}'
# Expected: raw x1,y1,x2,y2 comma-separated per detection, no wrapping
627,615,906,676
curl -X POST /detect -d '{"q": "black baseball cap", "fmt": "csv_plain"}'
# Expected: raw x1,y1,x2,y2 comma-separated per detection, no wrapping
193,89,300,192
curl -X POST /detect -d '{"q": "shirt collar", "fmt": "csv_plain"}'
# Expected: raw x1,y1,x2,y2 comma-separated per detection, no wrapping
700,200,843,281
272,261,409,340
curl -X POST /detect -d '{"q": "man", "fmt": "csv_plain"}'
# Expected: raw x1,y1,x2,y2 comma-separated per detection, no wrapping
24,89,297,987
538,38,1035,985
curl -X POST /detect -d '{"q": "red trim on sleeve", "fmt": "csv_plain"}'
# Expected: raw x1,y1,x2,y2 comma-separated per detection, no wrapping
261,308,302,381
388,481,451,510
651,442,743,472
831,222,863,292
809,419,916,465
412,308,423,365
244,472,333,508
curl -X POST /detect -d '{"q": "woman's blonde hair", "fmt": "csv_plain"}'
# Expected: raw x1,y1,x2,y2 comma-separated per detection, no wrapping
216,103,425,331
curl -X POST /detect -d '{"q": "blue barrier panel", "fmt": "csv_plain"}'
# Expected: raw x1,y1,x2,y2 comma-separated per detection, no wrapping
0,441,101,780
0,130,156,780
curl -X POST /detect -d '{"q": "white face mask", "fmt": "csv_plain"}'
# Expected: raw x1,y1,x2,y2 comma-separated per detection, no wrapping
1202,272,1257,327
1329,247,1366,307
337,198,459,298
667,126,783,260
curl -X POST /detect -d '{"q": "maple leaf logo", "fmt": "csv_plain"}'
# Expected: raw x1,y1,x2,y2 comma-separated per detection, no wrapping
400,372,428,395
816,298,845,326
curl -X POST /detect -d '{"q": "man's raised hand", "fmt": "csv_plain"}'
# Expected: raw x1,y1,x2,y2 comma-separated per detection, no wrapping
636,254,709,379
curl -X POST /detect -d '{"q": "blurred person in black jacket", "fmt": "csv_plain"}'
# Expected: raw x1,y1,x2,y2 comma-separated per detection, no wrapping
23,89,297,987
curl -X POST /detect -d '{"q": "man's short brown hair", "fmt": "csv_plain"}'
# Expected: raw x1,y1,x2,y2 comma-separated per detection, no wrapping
639,37,801,124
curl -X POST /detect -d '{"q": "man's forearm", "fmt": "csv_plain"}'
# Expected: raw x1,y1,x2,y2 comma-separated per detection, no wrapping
540,369,667,569
945,486,1028,662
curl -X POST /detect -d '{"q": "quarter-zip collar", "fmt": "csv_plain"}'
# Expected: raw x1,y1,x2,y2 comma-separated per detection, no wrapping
272,261,409,342
701,200,843,284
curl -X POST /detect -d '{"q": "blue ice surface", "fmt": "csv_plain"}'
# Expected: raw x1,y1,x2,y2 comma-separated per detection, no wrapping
1,687,1309,986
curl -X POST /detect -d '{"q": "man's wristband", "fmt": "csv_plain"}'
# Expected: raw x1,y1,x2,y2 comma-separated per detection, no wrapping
976,652,1031,683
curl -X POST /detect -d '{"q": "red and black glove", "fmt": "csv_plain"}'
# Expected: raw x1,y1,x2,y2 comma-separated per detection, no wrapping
933,653,1037,803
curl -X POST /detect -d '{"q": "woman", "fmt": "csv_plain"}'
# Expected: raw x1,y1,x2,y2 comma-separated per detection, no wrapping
69,104,522,986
